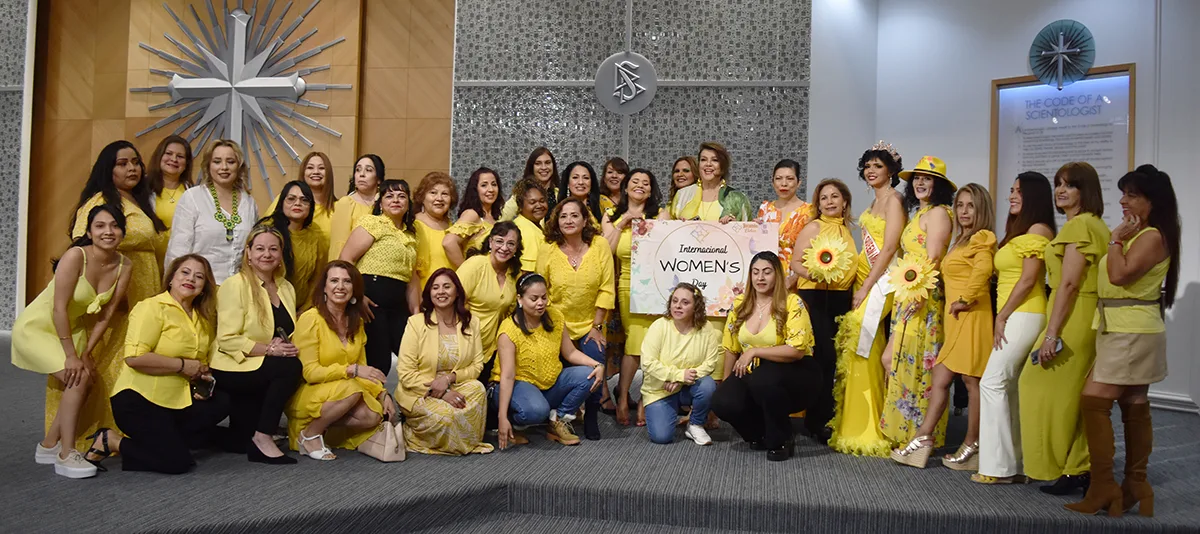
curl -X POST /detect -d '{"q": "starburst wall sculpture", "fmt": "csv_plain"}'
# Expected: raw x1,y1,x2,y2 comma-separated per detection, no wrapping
131,0,351,195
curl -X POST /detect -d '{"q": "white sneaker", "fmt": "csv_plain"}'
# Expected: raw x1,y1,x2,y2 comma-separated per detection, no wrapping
684,424,713,446
35,442,61,465
54,450,98,479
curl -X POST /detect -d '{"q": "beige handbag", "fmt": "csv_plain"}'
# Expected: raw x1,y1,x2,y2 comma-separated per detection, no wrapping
359,397,405,462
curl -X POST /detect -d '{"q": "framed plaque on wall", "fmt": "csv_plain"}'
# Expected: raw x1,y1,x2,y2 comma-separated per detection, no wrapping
990,63,1135,230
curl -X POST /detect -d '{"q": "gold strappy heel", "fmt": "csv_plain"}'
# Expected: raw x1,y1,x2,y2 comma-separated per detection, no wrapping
942,441,979,471
890,435,933,468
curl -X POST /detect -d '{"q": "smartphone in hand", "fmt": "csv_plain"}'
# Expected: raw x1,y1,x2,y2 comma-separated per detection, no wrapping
1029,337,1064,366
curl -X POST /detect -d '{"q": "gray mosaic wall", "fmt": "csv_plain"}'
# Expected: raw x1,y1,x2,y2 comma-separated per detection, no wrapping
0,0,28,330
450,0,812,206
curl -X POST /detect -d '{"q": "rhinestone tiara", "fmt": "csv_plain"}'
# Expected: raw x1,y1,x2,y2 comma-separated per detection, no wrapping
870,140,901,162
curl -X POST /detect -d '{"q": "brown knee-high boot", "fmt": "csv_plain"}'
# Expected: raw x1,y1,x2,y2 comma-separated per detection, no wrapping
1119,399,1154,517
1065,395,1122,517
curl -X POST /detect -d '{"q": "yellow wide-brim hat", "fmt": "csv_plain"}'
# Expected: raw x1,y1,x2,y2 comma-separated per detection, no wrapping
898,155,957,190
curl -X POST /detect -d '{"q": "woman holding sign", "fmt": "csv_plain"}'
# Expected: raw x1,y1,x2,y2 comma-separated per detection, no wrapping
790,178,856,444
668,142,753,223
537,198,616,440
828,142,906,457
602,169,664,426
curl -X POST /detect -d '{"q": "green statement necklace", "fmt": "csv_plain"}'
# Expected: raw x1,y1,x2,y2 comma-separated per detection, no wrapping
209,183,242,242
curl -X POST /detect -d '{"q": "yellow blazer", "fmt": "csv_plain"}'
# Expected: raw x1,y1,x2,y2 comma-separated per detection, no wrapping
210,270,297,372
395,314,484,411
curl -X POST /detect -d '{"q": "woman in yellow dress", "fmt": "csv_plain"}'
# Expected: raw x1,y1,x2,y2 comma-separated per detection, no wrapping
266,152,336,238
559,161,614,226
445,167,503,267
145,135,193,265
1065,165,1178,518
537,198,616,440
790,178,856,443
511,179,549,274
666,156,698,220
413,171,458,294
891,183,994,469
1021,162,1110,495
601,169,663,426
286,261,392,460
973,172,1056,485
258,180,329,311
85,254,228,475
396,268,494,455
829,142,906,456
328,154,382,260
56,141,166,454
758,159,812,290
340,179,419,376
14,205,132,478
712,252,819,461
884,155,955,465
500,147,559,222
211,226,302,464
457,222,521,383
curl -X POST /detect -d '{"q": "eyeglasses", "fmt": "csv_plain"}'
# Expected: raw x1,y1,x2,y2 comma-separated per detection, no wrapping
491,238,518,251
283,195,312,206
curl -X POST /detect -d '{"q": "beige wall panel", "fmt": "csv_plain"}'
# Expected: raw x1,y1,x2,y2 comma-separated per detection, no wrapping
408,0,454,68
362,0,410,69
361,68,408,119
358,118,406,167
406,67,451,119
404,118,450,170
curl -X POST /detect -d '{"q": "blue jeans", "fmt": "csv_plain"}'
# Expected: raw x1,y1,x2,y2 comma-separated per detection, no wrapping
644,376,717,444
576,335,606,365
488,366,597,425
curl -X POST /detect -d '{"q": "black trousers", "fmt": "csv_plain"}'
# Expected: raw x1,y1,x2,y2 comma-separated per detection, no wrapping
110,389,231,474
363,274,410,375
797,289,852,435
712,358,821,449
214,357,301,449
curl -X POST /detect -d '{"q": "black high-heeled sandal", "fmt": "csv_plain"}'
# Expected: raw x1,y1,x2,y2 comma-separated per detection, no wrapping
84,428,113,471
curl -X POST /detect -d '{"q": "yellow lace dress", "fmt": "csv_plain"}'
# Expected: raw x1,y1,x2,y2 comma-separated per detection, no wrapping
48,195,162,450
828,210,893,456
880,206,951,447
402,335,494,455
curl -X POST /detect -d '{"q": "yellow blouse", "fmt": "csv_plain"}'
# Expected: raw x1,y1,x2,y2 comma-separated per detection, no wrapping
328,195,374,260
722,294,815,356
354,214,417,282
1047,213,1110,296
1093,227,1168,333
447,217,493,254
536,235,617,339
414,219,453,290
293,309,377,387
457,255,516,360
697,201,722,221
944,231,997,305
494,308,566,389
640,318,721,406
995,233,1050,313
796,215,856,290
289,224,330,311
112,292,214,410
513,215,543,272
395,315,484,411
211,271,297,372
266,193,334,238
155,184,188,229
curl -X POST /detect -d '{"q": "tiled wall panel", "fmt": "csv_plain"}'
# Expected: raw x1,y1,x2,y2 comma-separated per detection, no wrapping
1,0,27,329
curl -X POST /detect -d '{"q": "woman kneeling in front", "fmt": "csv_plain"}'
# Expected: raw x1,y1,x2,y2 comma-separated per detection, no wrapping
491,273,605,449
286,260,393,460
641,283,721,445
86,255,228,474
712,251,820,461
396,268,494,455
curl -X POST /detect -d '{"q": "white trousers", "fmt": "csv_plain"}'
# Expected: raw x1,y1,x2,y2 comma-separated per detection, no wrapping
977,311,1045,477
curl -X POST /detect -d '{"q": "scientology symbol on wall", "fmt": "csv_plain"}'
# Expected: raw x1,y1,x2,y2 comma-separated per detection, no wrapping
131,0,351,194
595,51,658,115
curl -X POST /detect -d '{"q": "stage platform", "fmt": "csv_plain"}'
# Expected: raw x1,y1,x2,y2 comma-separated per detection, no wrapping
2,356,1198,533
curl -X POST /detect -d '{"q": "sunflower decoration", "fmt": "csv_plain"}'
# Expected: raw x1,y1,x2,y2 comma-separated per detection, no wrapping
802,233,854,284
892,255,939,304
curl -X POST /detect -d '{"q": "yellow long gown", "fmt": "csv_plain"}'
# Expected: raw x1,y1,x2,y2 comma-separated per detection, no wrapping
1018,213,1110,480
828,210,893,457
48,194,162,451
880,206,951,448
615,216,653,355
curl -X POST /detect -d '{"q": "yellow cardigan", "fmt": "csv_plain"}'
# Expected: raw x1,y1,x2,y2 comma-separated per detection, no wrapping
394,314,485,411
210,271,297,372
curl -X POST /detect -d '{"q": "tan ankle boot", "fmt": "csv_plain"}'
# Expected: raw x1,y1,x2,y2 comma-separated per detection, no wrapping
1065,396,1122,517
1119,400,1154,517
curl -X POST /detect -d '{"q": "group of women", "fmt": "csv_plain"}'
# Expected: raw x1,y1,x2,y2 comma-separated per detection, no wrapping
12,136,1179,519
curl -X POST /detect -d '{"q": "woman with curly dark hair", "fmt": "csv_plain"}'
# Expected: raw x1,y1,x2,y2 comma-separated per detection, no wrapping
457,221,522,383
641,283,722,445
445,167,505,267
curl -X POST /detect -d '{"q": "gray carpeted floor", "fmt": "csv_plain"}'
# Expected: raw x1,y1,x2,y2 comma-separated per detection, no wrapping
2,348,1198,533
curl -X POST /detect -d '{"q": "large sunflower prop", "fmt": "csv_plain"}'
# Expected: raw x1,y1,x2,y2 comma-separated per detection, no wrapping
802,233,853,284
892,255,938,303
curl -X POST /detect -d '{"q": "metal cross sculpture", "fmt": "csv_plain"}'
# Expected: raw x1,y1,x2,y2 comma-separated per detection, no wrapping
1039,31,1082,90
132,0,350,194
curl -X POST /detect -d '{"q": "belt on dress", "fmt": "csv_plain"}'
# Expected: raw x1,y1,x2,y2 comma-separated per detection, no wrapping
1096,297,1161,334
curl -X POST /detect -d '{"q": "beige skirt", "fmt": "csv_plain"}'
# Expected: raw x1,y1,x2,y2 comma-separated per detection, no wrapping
1093,331,1167,385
